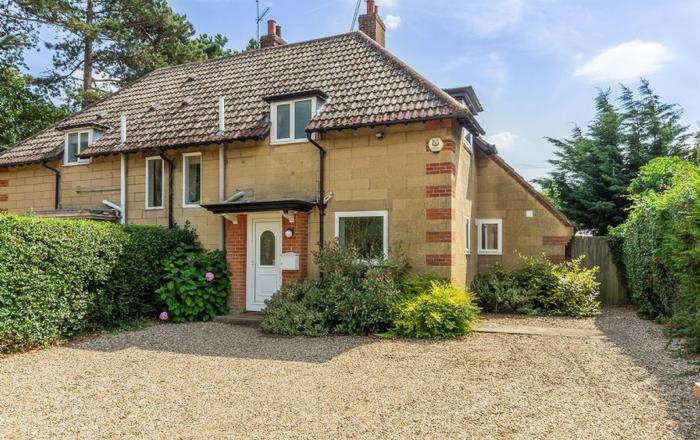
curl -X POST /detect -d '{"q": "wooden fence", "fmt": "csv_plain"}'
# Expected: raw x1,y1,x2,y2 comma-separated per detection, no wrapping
570,236,628,306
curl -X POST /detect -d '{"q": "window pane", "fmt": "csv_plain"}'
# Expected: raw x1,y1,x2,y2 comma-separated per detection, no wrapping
259,230,275,266
481,223,499,250
184,156,201,205
294,99,312,139
147,159,163,208
276,104,291,139
79,132,90,153
339,216,384,259
66,133,79,163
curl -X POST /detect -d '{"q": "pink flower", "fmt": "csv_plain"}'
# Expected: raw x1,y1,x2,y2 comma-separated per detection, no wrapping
205,272,215,282
159,311,168,321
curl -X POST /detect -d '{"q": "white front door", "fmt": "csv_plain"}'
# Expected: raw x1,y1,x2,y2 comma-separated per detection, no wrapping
247,216,282,311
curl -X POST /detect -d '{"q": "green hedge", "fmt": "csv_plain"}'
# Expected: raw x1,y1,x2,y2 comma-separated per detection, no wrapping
0,214,197,353
611,157,700,351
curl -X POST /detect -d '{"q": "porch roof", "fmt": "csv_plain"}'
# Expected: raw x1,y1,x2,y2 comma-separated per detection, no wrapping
201,198,317,214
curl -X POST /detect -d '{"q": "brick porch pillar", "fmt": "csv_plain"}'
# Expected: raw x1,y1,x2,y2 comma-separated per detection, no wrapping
225,214,247,313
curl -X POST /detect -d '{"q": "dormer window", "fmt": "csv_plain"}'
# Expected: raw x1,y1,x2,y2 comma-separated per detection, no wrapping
270,97,321,144
64,130,98,165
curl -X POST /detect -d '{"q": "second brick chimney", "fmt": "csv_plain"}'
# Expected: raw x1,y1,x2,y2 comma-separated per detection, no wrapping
358,0,386,47
260,19,286,49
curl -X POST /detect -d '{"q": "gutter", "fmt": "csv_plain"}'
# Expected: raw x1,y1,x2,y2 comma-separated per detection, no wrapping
41,163,61,210
159,151,175,229
305,131,326,249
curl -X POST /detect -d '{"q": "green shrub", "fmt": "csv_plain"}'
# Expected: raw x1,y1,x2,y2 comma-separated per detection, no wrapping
471,254,600,317
0,214,202,353
157,243,230,323
388,282,480,339
398,273,446,300
261,243,401,336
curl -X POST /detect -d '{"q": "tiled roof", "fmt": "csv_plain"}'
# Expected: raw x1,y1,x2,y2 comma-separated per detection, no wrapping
0,31,472,167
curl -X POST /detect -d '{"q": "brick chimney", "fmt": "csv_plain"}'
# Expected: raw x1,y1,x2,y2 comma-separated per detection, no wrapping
358,0,386,47
260,19,286,49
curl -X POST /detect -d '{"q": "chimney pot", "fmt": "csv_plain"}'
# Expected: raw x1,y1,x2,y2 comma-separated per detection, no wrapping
261,18,287,48
367,0,375,14
267,19,276,36
359,0,386,47
275,25,282,37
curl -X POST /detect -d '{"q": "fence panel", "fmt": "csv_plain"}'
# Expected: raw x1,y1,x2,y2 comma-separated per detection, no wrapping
571,236,628,306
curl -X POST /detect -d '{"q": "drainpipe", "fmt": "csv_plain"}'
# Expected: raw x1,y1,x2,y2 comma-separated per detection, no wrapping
219,144,226,250
42,163,61,210
306,131,326,249
159,151,175,229
119,154,127,224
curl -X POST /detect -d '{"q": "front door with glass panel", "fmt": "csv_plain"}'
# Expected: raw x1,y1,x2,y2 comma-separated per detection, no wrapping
247,218,282,311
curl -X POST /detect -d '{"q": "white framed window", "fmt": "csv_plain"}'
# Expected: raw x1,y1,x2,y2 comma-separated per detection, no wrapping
462,127,473,153
334,210,389,259
182,152,202,208
465,216,471,255
270,97,319,144
145,156,164,210
64,130,96,165
477,218,502,255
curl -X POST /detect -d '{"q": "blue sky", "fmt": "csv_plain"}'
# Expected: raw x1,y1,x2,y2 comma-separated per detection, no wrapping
23,0,700,183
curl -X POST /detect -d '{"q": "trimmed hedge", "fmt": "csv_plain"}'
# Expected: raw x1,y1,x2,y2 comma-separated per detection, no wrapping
0,214,197,353
610,157,700,352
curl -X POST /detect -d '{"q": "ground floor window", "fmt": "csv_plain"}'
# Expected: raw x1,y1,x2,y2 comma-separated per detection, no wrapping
334,210,388,259
477,218,502,255
183,153,202,207
145,157,164,209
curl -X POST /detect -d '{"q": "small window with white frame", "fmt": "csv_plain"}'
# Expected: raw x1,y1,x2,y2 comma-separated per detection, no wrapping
145,156,164,209
462,127,473,152
334,211,388,259
465,216,471,255
182,152,202,207
477,218,502,255
64,130,93,165
271,97,319,144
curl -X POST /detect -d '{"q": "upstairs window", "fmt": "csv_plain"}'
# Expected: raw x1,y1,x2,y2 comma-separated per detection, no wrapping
145,157,164,209
271,98,317,144
183,153,202,207
335,211,388,259
64,130,91,165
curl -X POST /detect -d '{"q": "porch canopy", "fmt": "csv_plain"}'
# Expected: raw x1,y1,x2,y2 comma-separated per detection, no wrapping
201,198,317,214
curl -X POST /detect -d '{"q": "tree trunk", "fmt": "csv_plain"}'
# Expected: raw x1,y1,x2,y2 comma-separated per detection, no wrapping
81,0,94,109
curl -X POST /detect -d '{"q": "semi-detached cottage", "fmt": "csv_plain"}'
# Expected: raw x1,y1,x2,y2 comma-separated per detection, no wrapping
0,2,573,313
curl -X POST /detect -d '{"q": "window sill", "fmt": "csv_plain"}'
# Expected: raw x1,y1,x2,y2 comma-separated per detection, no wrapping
183,204,202,209
270,138,309,146
145,206,164,211
63,161,91,167
477,250,502,256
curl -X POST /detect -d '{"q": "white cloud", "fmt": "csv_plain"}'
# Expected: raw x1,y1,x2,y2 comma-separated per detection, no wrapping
574,41,675,82
487,131,518,150
462,0,524,35
384,14,401,30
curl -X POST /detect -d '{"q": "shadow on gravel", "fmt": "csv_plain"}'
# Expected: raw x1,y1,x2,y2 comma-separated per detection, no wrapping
68,322,377,364
594,307,700,440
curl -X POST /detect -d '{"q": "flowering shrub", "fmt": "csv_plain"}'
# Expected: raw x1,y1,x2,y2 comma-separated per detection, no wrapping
157,243,230,323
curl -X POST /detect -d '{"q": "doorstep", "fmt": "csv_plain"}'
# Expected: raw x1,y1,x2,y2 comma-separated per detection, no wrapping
214,312,264,327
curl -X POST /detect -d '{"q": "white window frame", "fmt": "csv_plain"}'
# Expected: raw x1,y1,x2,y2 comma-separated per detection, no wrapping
334,210,389,258
270,97,319,145
477,218,502,255
63,129,94,166
465,216,471,255
462,127,473,153
182,152,202,208
145,156,164,210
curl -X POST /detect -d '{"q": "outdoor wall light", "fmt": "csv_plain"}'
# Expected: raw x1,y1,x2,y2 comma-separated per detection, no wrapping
285,228,294,238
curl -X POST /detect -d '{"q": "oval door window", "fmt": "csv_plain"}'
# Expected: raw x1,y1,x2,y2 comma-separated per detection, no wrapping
260,230,275,266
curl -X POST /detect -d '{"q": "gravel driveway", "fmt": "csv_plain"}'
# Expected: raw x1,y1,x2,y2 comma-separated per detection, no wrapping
1,308,698,439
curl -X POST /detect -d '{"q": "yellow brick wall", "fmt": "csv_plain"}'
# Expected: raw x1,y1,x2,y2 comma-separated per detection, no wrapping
475,149,574,273
451,126,479,287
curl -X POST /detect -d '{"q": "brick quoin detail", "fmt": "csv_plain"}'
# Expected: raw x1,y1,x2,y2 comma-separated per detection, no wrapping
424,138,455,153
542,236,571,246
426,254,453,266
0,194,8,202
282,212,309,285
426,231,452,243
425,162,455,175
426,185,454,198
425,208,454,220
225,215,247,313
547,254,566,263
0,180,8,187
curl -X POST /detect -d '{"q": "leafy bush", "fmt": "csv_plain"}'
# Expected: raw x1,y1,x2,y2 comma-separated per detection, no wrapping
261,243,402,336
471,254,600,317
398,273,445,300
615,157,700,351
0,214,197,353
157,243,230,323
387,282,480,339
